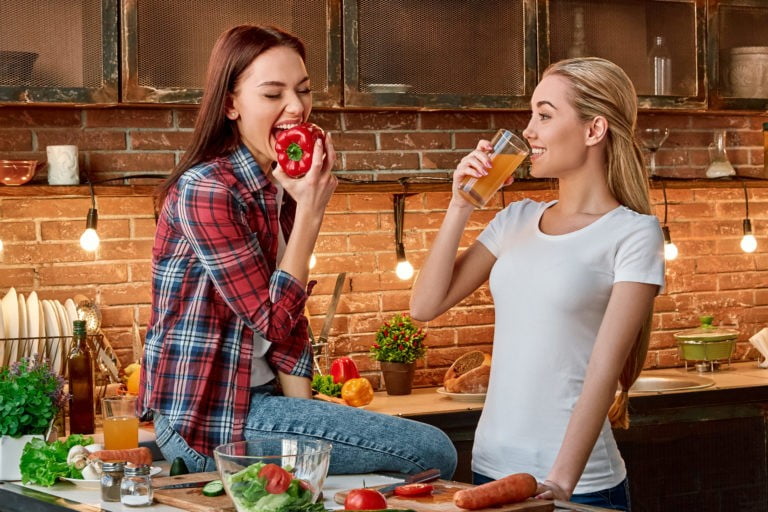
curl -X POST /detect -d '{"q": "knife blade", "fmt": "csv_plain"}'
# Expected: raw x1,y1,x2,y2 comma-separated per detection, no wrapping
317,272,346,345
376,468,441,496
154,480,212,491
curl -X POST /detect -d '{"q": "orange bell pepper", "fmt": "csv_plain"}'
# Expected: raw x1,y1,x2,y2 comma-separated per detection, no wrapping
341,377,374,407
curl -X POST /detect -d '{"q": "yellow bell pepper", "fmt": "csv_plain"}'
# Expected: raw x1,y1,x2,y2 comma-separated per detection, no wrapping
341,377,374,407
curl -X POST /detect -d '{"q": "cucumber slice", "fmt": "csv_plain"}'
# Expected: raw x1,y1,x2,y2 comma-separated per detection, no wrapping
202,479,225,497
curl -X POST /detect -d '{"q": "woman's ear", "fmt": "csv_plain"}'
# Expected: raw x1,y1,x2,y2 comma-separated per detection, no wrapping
585,116,608,146
225,95,239,121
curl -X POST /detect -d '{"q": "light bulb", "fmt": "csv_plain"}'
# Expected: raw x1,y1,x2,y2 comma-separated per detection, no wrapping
395,259,414,280
309,253,317,269
741,234,757,253
664,241,678,261
80,228,100,252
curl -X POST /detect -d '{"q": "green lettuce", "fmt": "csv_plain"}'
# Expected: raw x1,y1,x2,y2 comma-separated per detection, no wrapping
20,434,94,486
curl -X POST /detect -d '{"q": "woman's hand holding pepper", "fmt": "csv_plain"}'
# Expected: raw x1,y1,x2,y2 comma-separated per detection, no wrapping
273,132,337,215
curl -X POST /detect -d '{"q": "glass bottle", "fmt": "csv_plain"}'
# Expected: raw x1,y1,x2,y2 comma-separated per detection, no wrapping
68,319,95,434
101,461,125,502
706,130,736,178
567,7,589,58
649,35,672,96
121,465,153,507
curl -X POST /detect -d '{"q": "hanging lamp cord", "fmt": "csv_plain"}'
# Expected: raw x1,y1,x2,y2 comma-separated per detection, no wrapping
661,179,669,226
743,180,750,220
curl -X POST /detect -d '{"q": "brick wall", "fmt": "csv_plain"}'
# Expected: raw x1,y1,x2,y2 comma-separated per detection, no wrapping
0,105,767,387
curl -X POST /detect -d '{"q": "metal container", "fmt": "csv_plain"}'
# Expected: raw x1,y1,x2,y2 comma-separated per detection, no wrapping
675,316,738,362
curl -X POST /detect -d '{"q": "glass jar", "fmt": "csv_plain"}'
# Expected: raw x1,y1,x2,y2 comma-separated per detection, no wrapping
100,461,125,502
120,464,153,507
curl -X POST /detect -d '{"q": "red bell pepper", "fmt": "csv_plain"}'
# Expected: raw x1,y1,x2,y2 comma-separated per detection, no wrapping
274,122,325,178
329,356,360,384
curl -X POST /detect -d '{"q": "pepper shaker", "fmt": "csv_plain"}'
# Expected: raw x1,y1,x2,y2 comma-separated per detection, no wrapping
100,461,125,502
120,464,153,506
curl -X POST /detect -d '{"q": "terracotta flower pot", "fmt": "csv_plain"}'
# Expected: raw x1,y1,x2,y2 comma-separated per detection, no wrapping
380,361,415,395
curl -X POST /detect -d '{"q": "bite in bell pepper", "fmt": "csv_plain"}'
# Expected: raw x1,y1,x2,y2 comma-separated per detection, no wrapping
274,122,325,178
329,356,360,384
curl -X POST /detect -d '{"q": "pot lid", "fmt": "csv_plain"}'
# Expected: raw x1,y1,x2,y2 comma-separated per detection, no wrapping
674,315,738,342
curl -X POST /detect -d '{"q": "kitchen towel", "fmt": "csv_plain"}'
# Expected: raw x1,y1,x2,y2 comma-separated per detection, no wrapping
748,327,768,368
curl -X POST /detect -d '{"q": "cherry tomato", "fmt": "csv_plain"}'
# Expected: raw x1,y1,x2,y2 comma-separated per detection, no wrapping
258,463,292,494
393,482,434,497
344,488,388,510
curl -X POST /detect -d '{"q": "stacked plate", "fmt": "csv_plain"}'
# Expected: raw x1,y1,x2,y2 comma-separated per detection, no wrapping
1,287,83,374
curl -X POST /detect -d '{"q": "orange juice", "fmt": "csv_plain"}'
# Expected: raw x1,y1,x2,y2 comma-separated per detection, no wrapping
103,415,139,450
458,152,527,207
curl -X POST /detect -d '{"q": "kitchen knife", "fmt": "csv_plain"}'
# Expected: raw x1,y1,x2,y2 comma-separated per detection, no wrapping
375,468,441,496
317,272,346,345
154,480,213,491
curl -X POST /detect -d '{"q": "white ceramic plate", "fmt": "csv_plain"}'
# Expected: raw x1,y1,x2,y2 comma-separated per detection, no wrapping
436,387,487,402
18,293,27,345
56,300,71,337
3,288,19,365
61,466,162,488
65,298,78,329
26,291,40,354
0,301,5,366
42,300,63,374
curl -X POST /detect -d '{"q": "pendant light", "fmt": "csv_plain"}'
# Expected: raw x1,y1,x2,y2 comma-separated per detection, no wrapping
660,181,678,260
741,181,757,253
393,193,414,280
80,180,100,252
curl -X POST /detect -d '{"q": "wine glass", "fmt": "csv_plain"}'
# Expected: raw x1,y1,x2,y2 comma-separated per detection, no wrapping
638,128,669,177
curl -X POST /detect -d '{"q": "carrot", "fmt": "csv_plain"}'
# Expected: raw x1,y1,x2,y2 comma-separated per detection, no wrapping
453,472,537,510
88,447,153,466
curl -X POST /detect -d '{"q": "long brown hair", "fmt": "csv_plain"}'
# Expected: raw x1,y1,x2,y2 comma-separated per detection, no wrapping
544,57,654,429
155,25,306,209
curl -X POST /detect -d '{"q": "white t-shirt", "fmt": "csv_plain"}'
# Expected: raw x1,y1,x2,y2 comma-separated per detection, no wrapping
250,182,287,387
472,199,665,493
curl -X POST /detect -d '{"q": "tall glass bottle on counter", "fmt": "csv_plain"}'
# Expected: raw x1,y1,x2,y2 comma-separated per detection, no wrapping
68,319,95,434
649,35,672,96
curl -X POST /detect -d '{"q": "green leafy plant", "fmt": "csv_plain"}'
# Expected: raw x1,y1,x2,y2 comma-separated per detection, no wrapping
370,313,427,364
0,357,68,437
311,374,342,397
20,434,94,486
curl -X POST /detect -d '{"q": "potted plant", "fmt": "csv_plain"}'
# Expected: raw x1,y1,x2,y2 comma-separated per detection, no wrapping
370,313,427,395
0,356,67,480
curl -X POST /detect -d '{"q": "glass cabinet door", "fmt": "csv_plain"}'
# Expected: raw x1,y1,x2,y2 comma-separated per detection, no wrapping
0,0,118,104
708,0,768,110
343,0,538,109
121,0,341,106
540,0,706,109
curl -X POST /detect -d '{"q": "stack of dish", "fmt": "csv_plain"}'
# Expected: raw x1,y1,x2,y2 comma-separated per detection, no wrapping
1,287,82,375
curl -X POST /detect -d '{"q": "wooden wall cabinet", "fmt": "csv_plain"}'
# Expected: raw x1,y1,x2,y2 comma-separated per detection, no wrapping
342,0,538,109
120,0,342,106
707,0,768,110
540,0,707,110
0,0,118,103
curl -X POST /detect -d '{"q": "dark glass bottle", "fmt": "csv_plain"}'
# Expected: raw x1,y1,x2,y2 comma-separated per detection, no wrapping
68,319,95,434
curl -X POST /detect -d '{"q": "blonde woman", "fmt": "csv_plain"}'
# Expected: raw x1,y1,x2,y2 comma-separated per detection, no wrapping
410,58,664,511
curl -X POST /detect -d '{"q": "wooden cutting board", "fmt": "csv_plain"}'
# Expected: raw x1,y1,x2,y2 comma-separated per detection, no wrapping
334,480,554,512
152,471,235,512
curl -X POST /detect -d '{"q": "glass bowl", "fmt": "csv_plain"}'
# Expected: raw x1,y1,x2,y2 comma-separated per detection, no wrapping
213,439,332,511
0,160,40,186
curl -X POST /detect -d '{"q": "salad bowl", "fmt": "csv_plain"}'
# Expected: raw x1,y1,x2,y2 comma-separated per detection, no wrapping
213,439,332,512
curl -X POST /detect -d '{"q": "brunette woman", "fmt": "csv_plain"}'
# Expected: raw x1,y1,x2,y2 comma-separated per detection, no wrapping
411,57,665,510
140,24,456,478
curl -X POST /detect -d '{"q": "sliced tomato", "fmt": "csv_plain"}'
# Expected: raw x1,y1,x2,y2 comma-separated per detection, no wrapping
393,483,434,497
258,463,292,494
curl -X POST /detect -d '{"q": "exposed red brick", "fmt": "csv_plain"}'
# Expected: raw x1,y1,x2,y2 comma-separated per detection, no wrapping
1,197,90,219
343,152,420,171
343,112,418,131
86,109,173,128
89,152,175,173
0,221,35,242
175,108,199,128
420,112,492,130
0,268,35,288
97,196,155,216
0,130,32,151
38,263,128,286
37,130,126,150
379,132,452,151
130,131,193,150
329,132,376,151
0,108,81,127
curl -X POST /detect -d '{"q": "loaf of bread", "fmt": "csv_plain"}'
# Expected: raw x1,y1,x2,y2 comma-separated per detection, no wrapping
444,350,491,393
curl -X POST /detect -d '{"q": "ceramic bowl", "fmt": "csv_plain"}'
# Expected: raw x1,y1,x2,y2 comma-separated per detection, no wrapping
729,46,768,98
213,439,332,511
0,160,40,186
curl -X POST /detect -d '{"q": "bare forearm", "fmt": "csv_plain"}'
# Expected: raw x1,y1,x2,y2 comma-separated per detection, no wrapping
278,372,313,399
278,207,324,285
410,203,474,320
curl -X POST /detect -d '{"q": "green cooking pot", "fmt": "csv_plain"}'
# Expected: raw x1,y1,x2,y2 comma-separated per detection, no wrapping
674,315,738,362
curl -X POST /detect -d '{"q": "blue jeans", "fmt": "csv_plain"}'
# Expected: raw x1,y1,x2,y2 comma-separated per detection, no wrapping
472,472,631,511
154,386,457,478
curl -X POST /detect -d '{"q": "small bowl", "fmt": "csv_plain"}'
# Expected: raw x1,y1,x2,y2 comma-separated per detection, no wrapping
0,160,40,186
214,439,332,511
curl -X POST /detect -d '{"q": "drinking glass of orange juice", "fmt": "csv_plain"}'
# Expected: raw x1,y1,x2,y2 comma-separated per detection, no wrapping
102,396,139,450
457,129,529,208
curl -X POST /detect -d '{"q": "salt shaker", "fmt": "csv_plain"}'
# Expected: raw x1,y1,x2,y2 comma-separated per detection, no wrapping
100,461,125,502
120,464,153,506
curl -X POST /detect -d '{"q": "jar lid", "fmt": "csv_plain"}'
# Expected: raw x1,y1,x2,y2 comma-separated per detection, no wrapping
102,461,125,472
124,464,151,476
673,315,738,342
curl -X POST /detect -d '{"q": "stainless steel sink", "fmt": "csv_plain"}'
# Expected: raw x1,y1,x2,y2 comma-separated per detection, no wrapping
628,372,715,394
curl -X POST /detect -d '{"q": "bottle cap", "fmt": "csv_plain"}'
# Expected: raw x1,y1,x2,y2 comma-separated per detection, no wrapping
73,319,87,334
124,465,151,476
102,461,125,472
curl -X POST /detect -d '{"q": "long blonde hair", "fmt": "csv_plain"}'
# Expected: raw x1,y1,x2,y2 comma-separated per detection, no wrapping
543,57,653,429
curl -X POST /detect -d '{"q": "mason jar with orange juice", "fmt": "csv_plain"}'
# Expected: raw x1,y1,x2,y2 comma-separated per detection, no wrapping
102,396,139,450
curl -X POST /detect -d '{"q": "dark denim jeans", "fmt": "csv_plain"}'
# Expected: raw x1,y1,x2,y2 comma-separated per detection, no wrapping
472,472,631,511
